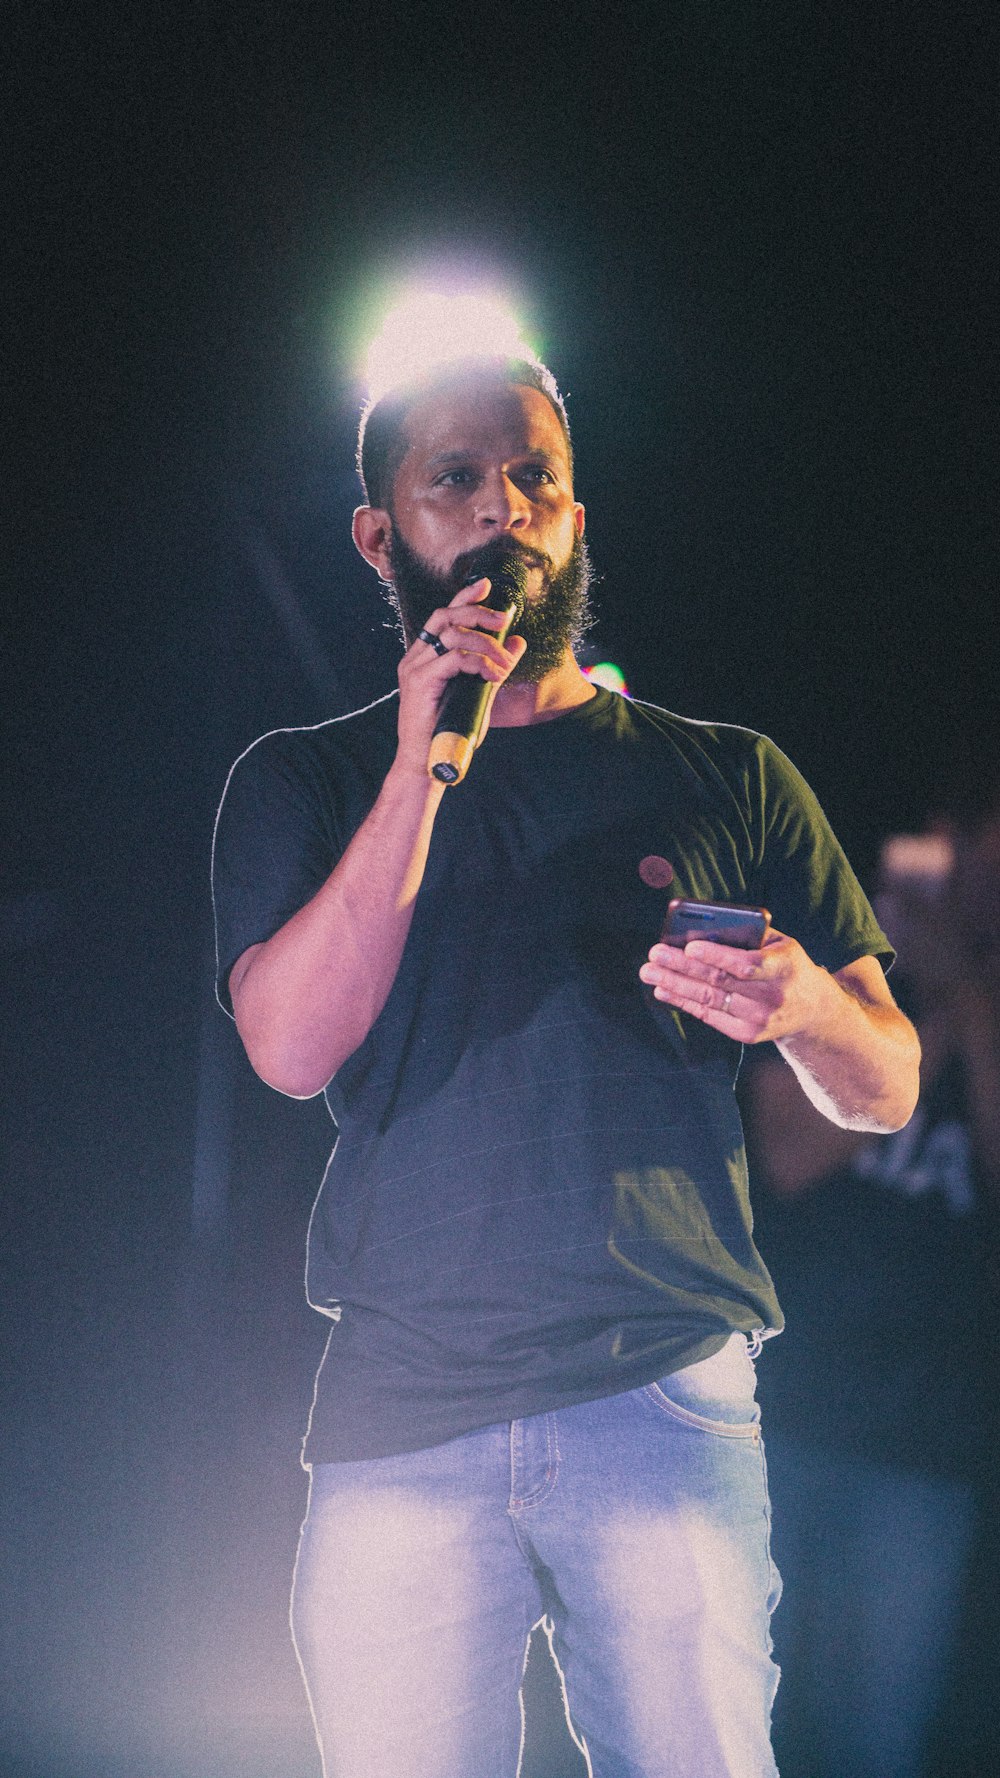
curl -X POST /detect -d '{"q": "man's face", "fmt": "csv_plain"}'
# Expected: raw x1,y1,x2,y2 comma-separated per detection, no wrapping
382,380,591,682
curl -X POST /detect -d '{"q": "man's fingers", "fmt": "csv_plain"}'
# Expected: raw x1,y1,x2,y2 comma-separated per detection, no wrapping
640,927,809,1046
409,587,523,682
680,930,788,972
447,576,492,606
641,963,752,1028
394,579,525,774
642,960,732,1008
646,948,760,996
444,577,513,620
639,960,773,1041
429,623,520,677
647,933,790,989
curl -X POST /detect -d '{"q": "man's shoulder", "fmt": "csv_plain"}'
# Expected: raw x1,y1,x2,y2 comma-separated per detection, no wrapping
226,691,400,782
624,697,775,774
618,699,825,838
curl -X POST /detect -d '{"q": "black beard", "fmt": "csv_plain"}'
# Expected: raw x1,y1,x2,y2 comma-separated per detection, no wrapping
384,528,594,685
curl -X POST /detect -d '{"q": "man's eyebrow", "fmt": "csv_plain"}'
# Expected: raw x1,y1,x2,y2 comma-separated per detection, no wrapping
424,445,564,469
425,450,477,468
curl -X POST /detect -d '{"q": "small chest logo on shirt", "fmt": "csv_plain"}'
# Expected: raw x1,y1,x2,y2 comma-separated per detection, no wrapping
638,855,675,889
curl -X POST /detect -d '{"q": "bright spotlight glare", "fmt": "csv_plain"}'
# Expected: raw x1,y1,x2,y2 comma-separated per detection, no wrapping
584,661,631,697
363,290,537,402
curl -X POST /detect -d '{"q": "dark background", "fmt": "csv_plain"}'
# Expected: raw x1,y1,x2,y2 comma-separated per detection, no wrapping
5,3,997,1774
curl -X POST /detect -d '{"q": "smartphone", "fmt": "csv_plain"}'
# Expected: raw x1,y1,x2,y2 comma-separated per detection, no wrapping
662,898,771,949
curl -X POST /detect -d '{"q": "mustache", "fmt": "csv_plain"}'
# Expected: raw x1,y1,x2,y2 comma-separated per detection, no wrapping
450,538,553,591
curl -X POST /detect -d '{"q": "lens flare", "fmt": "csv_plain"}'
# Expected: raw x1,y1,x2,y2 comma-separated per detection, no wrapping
584,661,630,697
363,288,537,402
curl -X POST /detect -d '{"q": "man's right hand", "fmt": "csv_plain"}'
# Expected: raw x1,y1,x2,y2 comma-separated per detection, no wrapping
394,579,527,778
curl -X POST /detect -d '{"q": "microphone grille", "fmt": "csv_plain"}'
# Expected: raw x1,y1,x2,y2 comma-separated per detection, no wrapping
492,549,528,622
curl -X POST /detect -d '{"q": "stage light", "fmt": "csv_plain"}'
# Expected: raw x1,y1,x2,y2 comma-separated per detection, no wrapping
583,661,630,697
362,287,539,403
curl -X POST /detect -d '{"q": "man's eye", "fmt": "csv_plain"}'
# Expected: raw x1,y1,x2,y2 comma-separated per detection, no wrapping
436,468,474,487
519,466,555,485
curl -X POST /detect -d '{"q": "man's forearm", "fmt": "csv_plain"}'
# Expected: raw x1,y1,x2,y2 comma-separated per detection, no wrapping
641,935,920,1132
776,965,921,1133
231,759,446,1097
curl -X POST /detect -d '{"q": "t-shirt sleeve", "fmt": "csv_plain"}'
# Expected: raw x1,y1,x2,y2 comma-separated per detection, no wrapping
211,729,344,1015
747,735,894,975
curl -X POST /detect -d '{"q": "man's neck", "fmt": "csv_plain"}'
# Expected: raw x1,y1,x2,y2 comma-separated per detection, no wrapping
489,654,597,727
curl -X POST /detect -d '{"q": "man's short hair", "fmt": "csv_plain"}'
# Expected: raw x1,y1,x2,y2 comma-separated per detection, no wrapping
356,355,573,510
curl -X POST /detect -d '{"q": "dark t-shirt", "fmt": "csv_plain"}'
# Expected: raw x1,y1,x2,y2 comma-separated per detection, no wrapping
212,687,890,1460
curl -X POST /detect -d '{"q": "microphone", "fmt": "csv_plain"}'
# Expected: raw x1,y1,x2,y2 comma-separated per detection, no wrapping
427,550,528,784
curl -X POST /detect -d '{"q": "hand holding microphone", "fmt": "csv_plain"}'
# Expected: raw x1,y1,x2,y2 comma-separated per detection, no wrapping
393,543,529,784
425,549,528,783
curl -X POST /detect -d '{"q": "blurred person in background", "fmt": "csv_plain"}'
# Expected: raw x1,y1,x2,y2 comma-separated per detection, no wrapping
744,783,1000,1778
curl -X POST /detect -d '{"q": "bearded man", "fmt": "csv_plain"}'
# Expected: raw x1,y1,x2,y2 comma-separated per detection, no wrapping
212,353,919,1778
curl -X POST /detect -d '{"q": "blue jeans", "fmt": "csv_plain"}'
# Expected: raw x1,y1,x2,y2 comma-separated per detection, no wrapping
290,1333,781,1778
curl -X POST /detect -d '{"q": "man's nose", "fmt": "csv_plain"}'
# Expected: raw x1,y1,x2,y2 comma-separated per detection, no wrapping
475,472,530,530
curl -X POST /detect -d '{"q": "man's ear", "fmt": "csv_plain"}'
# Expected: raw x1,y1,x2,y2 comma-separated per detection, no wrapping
352,505,394,579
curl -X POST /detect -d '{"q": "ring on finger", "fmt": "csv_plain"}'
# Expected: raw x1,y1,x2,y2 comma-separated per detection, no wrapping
417,627,449,657
722,990,733,1014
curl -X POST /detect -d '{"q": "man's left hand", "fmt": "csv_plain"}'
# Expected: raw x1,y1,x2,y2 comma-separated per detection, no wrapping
639,928,832,1045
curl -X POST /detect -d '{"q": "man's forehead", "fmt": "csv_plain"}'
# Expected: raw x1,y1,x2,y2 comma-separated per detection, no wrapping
399,380,570,467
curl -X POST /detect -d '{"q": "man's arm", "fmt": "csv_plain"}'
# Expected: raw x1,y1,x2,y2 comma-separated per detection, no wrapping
640,933,920,1132
229,763,445,1097
229,581,525,1098
742,1053,871,1195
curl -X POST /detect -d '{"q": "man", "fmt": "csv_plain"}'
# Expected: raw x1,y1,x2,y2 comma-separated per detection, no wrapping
212,351,919,1778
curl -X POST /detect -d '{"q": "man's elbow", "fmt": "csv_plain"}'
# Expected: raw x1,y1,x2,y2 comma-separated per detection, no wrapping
833,1090,916,1136
249,1045,332,1101
883,1020,922,1130
880,1070,921,1133
229,951,353,1097
848,1034,922,1134
233,1000,343,1099
233,1017,332,1098
864,1085,919,1135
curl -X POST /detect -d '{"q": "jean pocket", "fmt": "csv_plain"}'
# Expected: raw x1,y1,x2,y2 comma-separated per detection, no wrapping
642,1334,761,1439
